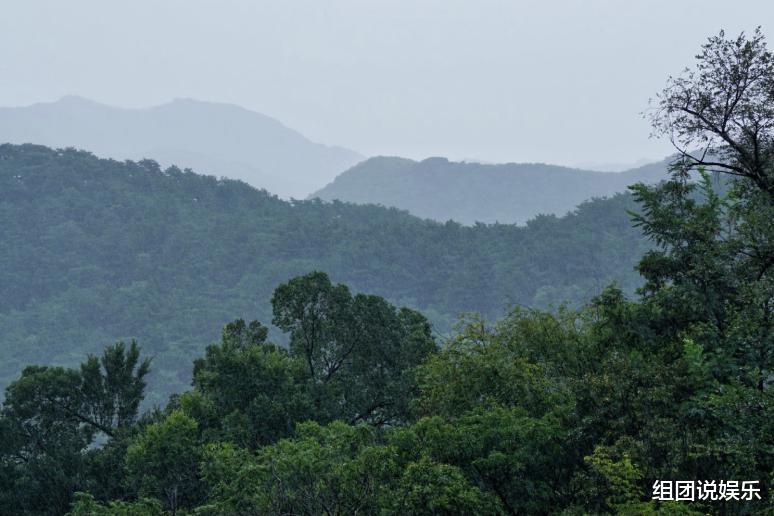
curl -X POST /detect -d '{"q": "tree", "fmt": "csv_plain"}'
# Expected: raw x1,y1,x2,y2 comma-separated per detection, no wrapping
272,272,436,425
199,421,401,515
392,456,502,516
2,341,150,442
80,341,151,435
188,319,311,448
0,367,88,514
651,27,774,198
640,28,773,391
66,492,163,516
607,28,774,511
0,342,151,514
414,312,572,420
124,411,202,515
271,271,355,382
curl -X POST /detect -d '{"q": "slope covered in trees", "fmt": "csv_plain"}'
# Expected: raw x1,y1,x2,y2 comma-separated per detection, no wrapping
310,155,670,224
0,144,649,403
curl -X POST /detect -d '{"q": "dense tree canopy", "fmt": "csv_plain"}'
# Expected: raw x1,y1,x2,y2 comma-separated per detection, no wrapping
0,143,649,403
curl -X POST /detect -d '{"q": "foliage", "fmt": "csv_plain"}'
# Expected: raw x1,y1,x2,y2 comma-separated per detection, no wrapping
650,27,774,197
67,492,163,516
0,143,649,403
124,411,203,513
272,271,436,425
187,319,311,448
0,28,772,516
0,342,149,514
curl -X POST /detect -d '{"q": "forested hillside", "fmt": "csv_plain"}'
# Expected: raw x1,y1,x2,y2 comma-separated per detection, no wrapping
0,144,649,403
310,155,669,224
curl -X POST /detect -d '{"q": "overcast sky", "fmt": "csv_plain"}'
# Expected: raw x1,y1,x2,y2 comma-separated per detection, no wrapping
1,1,771,167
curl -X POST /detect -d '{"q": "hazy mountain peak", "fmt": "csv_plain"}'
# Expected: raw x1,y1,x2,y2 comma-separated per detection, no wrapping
575,157,659,172
311,155,669,224
0,97,364,198
23,95,115,112
420,156,450,165
57,94,98,105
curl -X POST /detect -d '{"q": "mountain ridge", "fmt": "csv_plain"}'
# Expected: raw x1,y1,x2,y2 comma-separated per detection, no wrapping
310,155,670,224
0,143,649,403
0,96,364,198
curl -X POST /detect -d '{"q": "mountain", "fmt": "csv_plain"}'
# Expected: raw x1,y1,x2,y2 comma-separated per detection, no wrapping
310,156,671,224
574,157,656,172
0,144,650,403
0,96,363,198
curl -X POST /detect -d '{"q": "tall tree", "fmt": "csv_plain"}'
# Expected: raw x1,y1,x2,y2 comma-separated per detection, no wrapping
272,271,436,425
618,27,774,508
124,411,202,515
80,341,151,435
0,342,150,514
642,28,773,390
651,27,774,198
188,319,311,448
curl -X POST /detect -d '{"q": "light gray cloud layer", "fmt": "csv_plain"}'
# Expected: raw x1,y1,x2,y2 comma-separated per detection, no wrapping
1,0,771,167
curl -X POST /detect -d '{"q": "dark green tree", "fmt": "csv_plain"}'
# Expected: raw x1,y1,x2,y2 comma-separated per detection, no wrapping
124,411,202,515
80,341,151,435
0,341,150,514
272,271,436,425
187,319,311,448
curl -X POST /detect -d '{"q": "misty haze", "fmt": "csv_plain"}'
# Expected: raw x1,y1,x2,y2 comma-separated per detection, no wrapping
0,2,771,514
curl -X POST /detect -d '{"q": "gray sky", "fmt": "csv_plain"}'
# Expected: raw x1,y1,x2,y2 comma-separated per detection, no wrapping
1,0,771,167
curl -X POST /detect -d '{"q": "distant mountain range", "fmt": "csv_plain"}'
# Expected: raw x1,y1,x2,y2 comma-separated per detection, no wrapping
0,96,363,198
311,156,671,224
0,96,674,222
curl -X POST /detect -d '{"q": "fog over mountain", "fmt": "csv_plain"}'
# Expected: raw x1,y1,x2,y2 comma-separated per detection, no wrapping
311,156,671,224
0,95,673,219
0,96,363,198
0,2,771,511
3,2,767,165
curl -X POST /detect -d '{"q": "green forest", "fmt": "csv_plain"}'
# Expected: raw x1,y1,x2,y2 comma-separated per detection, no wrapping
0,30,772,515
0,145,648,404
